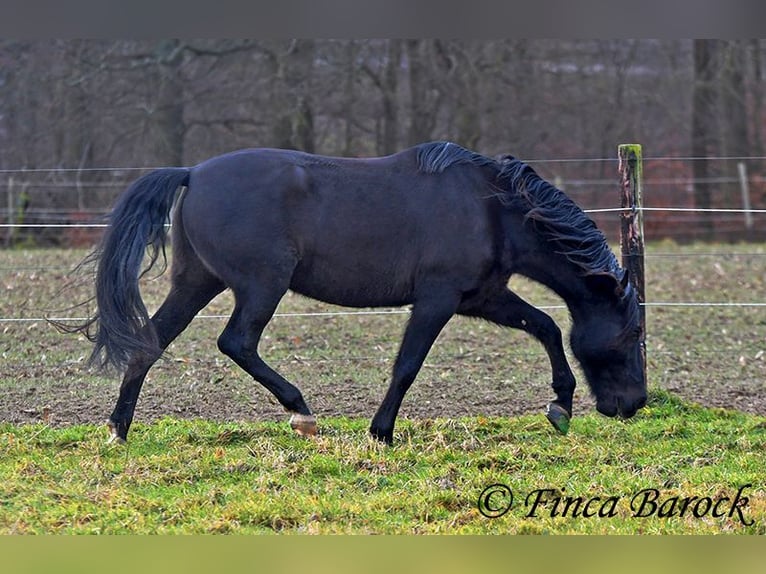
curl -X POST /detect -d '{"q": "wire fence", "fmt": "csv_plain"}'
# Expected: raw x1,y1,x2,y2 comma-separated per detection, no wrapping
2,257,766,322
1,155,765,321
0,155,763,430
3,154,765,246
2,301,766,327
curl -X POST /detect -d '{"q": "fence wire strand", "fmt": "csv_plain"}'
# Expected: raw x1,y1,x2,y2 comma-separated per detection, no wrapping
2,155,764,335
2,205,766,229
3,301,766,325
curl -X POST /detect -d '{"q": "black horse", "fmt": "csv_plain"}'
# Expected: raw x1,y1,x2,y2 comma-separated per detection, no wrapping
71,141,645,444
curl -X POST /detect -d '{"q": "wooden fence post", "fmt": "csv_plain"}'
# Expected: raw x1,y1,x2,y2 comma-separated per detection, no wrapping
5,176,13,248
737,161,753,230
618,144,647,381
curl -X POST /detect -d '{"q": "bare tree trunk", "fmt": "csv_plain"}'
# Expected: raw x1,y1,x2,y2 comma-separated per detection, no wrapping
152,40,186,166
443,41,481,149
272,40,316,152
381,40,402,155
342,41,357,156
691,39,718,240
719,41,750,207
597,41,639,180
53,40,95,209
406,40,441,146
749,40,764,173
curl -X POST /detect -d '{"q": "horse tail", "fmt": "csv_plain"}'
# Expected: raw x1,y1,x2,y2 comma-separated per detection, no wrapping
82,168,191,370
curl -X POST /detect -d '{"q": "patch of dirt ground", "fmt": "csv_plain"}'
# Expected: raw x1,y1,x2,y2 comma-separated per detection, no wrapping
1,355,764,431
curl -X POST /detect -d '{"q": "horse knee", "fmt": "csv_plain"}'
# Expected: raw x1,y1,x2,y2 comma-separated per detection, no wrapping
530,313,562,346
392,357,422,391
217,329,243,359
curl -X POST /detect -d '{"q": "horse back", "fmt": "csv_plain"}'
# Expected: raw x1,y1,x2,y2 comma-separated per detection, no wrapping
181,147,500,307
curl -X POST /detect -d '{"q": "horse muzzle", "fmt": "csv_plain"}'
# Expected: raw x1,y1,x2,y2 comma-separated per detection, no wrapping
597,393,647,419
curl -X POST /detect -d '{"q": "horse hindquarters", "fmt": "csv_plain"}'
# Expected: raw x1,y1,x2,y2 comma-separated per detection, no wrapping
176,159,319,437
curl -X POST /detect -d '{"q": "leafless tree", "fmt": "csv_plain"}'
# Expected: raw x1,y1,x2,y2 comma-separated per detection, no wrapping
2,39,766,244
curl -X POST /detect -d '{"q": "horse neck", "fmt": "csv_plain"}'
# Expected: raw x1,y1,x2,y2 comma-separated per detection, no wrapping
515,251,604,323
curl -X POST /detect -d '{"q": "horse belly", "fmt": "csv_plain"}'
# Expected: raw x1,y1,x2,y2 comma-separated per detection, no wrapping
289,246,417,308
289,216,492,308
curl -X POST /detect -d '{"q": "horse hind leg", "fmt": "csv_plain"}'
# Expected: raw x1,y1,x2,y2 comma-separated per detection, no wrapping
216,284,316,437
107,275,224,443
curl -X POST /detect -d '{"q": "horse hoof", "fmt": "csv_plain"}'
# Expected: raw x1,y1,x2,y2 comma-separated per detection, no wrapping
107,434,127,445
290,413,317,437
106,421,126,445
369,430,393,446
546,403,570,435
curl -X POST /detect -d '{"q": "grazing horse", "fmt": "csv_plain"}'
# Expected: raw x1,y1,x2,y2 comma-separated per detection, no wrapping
71,141,646,444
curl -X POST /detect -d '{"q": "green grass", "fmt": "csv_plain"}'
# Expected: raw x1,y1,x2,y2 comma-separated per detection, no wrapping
1,389,764,534
1,242,765,534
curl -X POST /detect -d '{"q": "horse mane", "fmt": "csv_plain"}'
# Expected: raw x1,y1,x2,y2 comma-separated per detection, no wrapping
496,157,623,278
416,141,623,279
416,141,496,174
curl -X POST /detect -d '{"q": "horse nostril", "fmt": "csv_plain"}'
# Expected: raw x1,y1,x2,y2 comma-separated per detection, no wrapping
617,394,647,419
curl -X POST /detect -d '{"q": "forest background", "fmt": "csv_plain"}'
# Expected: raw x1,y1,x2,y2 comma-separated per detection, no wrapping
1,39,764,244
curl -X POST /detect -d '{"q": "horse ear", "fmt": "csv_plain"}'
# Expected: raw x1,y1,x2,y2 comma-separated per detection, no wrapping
619,270,631,295
585,273,623,300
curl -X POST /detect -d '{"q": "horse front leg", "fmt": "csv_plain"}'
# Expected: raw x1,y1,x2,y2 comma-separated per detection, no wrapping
370,290,461,445
459,287,576,434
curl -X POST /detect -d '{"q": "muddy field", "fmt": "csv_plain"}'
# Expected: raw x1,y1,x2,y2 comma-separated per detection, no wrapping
1,244,765,431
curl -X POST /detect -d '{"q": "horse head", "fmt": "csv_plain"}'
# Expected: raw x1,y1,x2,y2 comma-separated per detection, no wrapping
569,271,647,419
